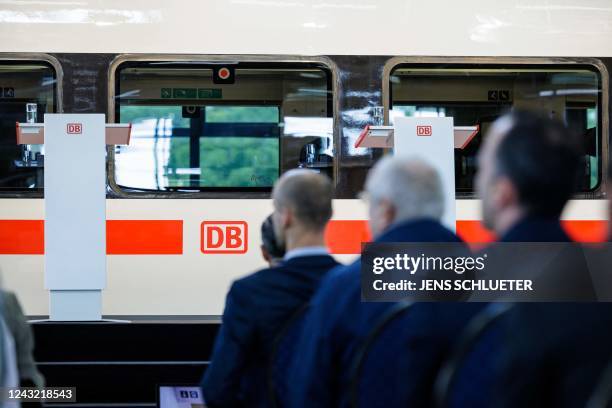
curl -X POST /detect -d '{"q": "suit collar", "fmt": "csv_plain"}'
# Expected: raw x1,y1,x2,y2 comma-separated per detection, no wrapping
280,253,336,267
376,218,452,243
500,215,571,242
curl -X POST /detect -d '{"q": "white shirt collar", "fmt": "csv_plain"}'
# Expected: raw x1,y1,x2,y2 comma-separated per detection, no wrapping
283,246,329,261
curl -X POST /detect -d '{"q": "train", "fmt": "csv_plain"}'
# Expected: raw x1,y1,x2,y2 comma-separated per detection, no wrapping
0,0,609,317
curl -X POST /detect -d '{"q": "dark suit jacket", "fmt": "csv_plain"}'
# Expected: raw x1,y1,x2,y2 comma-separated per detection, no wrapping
476,215,593,301
496,303,612,408
499,215,572,243
494,216,609,408
288,218,484,408
201,254,339,408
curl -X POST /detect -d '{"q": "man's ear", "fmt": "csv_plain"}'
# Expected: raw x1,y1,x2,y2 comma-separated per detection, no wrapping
495,176,520,211
280,205,293,229
261,245,272,263
380,199,397,230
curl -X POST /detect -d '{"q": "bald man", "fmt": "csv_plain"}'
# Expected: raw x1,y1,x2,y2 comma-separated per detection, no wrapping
201,170,339,408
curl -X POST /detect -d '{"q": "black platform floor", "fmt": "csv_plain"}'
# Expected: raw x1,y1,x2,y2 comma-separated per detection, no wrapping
31,317,220,407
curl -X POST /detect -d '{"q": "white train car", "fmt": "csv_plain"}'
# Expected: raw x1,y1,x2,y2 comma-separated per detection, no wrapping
0,0,609,317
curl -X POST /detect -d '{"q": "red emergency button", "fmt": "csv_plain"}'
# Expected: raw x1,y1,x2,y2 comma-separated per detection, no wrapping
218,67,231,80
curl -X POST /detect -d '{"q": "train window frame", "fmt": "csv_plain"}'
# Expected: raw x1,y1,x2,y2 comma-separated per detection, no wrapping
107,54,340,198
0,53,63,198
382,57,609,199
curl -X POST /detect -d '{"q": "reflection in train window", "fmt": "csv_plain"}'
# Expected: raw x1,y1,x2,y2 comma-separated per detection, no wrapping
390,65,603,194
114,62,333,192
0,62,56,192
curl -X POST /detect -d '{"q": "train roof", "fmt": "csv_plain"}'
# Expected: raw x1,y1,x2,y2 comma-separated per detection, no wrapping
0,0,611,56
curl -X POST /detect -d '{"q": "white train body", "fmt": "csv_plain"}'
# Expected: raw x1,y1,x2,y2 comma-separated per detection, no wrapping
0,0,609,316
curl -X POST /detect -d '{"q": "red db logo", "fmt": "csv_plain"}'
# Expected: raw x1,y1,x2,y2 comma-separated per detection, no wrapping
201,221,248,254
416,125,432,136
67,123,82,134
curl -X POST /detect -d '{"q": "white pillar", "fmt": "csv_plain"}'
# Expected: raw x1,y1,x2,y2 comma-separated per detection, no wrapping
393,116,457,231
44,114,106,321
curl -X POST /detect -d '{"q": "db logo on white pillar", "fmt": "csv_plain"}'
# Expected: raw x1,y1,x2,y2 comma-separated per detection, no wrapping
201,221,248,254
416,125,432,136
67,123,82,134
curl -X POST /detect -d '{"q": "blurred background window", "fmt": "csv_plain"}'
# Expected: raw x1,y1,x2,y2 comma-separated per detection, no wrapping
390,65,602,195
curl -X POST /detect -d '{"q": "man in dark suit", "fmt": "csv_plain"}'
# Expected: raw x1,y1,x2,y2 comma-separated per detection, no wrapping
474,111,610,407
201,170,339,408
288,156,483,408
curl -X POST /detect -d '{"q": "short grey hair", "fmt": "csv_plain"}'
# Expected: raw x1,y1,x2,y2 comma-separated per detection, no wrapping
365,156,445,222
273,169,333,230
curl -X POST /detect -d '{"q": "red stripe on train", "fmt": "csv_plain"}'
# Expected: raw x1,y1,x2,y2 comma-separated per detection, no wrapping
107,220,183,255
0,220,44,254
325,220,609,254
0,219,606,255
0,220,183,255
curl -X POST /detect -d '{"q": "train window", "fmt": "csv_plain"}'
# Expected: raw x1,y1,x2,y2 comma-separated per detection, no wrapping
0,61,57,192
113,62,333,192
389,65,603,194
